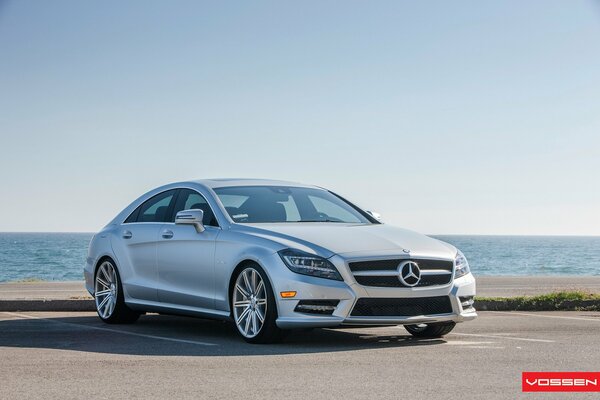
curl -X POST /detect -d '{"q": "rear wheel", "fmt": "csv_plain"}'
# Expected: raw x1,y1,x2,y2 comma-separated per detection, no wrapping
95,259,139,324
404,321,456,338
232,264,286,344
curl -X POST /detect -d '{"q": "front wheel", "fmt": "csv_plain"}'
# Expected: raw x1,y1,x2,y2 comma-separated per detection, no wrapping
231,264,286,344
94,259,139,324
404,321,456,338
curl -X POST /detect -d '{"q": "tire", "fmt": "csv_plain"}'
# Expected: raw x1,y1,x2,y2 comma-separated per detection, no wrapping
404,321,456,338
231,263,287,344
94,258,140,324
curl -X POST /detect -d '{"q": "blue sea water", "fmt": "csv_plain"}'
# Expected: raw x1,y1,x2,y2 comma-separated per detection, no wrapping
434,235,600,276
0,233,93,282
0,233,599,282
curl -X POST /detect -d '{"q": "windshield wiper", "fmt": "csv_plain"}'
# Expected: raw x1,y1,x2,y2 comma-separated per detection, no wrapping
293,219,343,223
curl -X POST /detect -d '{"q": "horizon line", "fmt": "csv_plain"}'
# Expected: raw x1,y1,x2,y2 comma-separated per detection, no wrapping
1,231,599,238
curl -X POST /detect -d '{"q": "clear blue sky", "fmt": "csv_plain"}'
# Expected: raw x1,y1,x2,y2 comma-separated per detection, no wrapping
1,1,599,234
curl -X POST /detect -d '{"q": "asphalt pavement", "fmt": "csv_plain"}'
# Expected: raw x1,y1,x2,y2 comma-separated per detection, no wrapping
1,310,599,399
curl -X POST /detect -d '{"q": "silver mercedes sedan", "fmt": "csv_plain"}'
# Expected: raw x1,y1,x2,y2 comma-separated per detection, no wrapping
84,179,476,343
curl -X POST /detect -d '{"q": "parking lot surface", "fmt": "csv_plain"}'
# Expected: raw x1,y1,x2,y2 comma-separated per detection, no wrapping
1,311,599,399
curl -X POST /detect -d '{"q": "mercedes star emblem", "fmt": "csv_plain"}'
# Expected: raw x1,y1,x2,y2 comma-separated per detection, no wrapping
398,260,421,287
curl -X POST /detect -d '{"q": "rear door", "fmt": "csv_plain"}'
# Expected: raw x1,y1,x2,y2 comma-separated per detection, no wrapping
111,190,177,302
156,189,220,310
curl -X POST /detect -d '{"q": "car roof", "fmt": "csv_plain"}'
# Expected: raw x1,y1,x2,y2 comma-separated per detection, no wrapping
190,178,320,190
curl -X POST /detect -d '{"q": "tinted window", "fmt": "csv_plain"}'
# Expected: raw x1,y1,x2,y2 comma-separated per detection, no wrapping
124,207,139,224
308,195,363,223
172,189,218,227
280,195,301,221
128,190,177,223
214,186,372,224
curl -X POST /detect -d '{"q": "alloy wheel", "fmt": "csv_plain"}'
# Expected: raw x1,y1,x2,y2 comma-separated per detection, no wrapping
233,267,268,338
95,261,118,319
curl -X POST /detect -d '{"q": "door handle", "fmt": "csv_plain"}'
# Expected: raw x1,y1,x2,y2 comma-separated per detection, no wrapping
161,230,174,239
122,230,132,239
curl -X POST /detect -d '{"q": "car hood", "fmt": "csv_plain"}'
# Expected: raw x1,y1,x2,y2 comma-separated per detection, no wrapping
235,223,457,260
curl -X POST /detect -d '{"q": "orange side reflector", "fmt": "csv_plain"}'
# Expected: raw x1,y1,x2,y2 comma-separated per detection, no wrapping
280,291,297,298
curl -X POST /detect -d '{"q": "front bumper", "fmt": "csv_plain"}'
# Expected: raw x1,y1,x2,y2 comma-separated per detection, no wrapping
269,253,477,329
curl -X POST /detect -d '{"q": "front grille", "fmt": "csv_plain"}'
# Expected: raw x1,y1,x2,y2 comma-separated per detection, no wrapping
349,259,453,272
350,296,453,317
349,258,453,288
355,274,451,287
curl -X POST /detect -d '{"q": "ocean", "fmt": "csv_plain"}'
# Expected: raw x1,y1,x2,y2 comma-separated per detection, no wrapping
0,233,599,282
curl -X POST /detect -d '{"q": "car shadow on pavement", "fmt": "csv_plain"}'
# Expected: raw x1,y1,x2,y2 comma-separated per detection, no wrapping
0,313,446,356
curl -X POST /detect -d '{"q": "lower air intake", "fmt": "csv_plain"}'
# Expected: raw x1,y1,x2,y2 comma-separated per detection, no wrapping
350,296,453,317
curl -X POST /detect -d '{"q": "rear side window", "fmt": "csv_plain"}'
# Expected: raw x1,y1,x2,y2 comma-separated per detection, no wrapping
124,190,177,223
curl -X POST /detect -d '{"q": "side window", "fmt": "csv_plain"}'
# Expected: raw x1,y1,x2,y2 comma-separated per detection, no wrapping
131,190,177,223
172,189,218,227
124,207,139,224
307,195,361,223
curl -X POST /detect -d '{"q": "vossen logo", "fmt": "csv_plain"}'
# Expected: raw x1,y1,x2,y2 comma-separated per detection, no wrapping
523,372,600,392
526,379,597,386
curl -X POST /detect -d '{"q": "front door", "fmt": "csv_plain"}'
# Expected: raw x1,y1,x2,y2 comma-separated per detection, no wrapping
156,189,220,310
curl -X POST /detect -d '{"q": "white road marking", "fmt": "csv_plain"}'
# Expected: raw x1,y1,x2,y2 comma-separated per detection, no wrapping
446,340,505,349
1,311,217,347
446,340,493,345
492,311,600,322
0,289,85,292
480,286,600,289
450,332,555,343
394,325,554,343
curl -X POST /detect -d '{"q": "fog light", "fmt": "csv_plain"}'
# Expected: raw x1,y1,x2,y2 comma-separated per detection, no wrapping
294,300,339,315
280,291,297,298
459,296,474,309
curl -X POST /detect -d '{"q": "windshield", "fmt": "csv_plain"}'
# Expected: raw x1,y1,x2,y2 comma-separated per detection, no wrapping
214,186,373,224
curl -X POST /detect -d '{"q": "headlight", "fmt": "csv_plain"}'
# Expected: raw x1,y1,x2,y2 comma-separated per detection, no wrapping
278,249,343,281
454,250,471,279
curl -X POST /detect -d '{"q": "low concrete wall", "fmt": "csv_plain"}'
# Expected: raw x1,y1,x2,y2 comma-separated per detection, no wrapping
0,299,95,312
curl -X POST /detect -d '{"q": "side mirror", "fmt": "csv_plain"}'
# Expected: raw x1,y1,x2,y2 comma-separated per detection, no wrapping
175,209,205,233
366,210,382,221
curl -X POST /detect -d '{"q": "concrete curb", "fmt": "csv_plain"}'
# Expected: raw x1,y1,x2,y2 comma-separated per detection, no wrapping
0,299,95,312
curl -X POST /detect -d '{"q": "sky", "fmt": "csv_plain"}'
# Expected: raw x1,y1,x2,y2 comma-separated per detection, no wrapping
1,1,599,235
